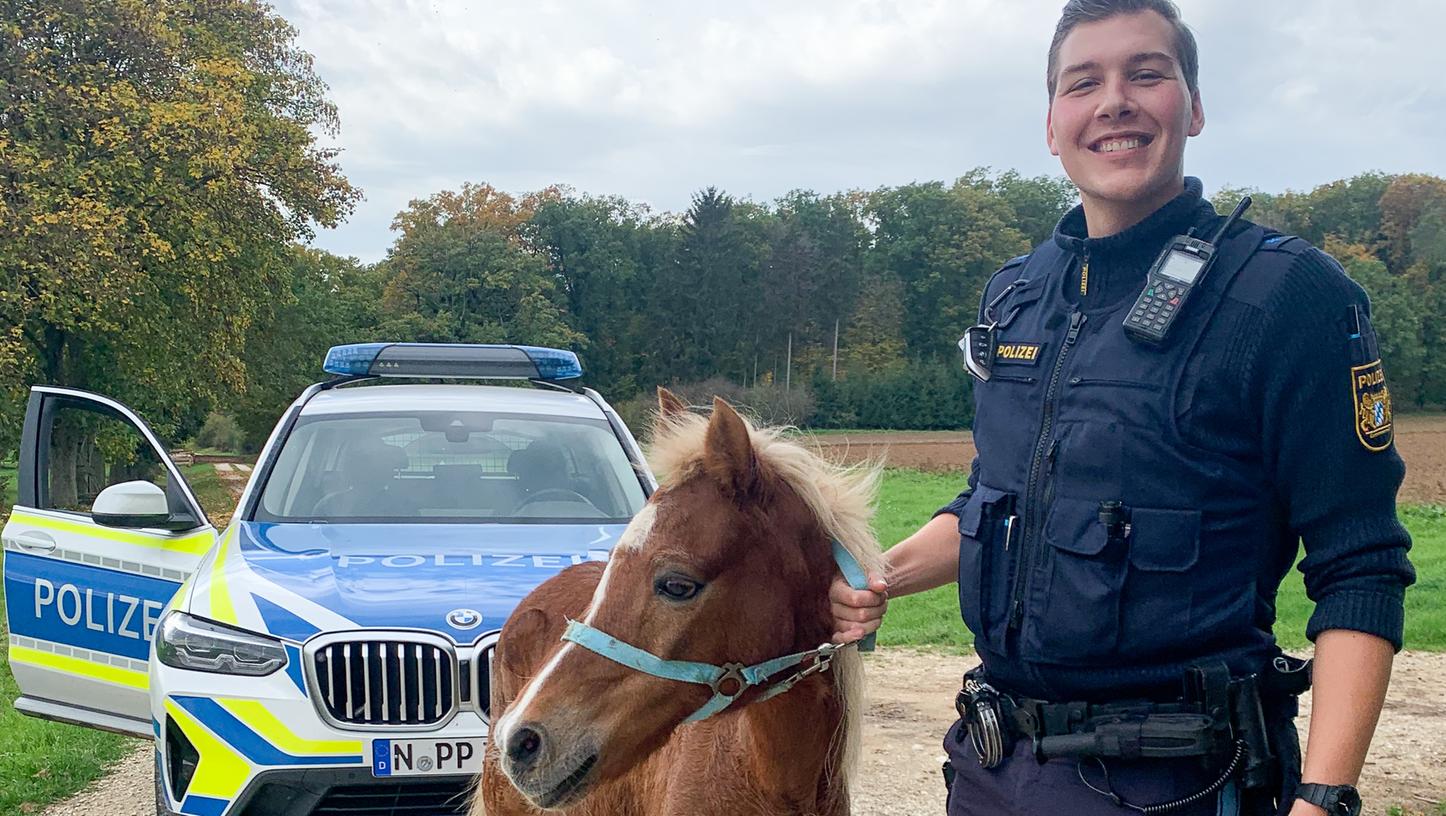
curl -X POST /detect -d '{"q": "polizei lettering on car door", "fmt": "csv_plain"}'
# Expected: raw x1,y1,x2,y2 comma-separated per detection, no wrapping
4,551,176,661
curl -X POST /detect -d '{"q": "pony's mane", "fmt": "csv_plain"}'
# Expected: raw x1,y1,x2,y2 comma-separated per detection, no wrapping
647,408,883,789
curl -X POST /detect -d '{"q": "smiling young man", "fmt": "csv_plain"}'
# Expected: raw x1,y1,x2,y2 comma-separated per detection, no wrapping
829,2,1414,815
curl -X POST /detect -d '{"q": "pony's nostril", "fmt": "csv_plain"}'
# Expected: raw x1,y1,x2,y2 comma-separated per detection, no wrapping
507,725,546,769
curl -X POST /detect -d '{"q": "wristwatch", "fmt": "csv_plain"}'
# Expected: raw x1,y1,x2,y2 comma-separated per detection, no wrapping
1295,783,1362,816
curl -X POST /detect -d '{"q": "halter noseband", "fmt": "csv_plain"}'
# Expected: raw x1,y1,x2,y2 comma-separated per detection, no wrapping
560,540,876,723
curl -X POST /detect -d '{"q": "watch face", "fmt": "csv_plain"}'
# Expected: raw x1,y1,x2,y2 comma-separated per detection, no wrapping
1333,786,1362,816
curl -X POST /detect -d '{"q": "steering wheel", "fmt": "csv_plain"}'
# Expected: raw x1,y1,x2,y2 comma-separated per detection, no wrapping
311,487,360,516
512,489,598,513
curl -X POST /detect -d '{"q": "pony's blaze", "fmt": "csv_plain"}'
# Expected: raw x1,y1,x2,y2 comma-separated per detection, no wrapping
493,503,685,807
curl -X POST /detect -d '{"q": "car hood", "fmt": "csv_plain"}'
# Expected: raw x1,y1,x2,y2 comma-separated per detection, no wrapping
186,521,624,643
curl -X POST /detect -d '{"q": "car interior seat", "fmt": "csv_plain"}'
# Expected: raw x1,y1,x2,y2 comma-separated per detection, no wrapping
311,438,411,517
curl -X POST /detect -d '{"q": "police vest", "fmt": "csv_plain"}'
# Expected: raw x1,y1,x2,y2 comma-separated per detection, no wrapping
959,224,1304,681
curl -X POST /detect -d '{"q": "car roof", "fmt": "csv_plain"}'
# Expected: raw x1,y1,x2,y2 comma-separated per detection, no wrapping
299,383,608,420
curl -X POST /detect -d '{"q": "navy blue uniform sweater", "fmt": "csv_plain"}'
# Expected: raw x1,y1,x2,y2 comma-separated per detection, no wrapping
939,179,1415,681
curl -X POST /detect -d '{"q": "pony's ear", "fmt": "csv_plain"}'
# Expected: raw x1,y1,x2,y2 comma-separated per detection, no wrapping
703,396,757,496
656,387,688,420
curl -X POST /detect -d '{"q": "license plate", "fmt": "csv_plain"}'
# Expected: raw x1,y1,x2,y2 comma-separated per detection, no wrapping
371,738,484,777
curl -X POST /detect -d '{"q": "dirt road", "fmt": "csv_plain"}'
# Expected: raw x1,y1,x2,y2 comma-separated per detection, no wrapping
810,414,1446,505
44,649,1444,816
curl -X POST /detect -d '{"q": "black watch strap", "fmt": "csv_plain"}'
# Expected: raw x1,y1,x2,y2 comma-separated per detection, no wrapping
1296,783,1362,816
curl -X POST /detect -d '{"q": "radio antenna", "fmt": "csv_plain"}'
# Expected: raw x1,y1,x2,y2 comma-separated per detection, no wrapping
1210,196,1253,245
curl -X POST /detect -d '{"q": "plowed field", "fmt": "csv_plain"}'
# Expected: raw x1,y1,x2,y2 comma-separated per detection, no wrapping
809,414,1446,505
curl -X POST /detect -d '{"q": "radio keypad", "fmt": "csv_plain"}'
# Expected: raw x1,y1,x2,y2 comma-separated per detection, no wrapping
1128,281,1182,331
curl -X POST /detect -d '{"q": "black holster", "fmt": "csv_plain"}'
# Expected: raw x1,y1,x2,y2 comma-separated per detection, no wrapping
1236,653,1311,815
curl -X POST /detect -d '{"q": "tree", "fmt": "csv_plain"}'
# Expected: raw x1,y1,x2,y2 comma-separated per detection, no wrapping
651,189,771,383
762,190,868,381
1222,174,1391,257
866,179,1030,362
0,0,357,480
1325,239,1428,406
233,248,383,448
377,184,582,350
960,169,1078,246
1378,174,1446,270
524,192,652,394
841,273,907,374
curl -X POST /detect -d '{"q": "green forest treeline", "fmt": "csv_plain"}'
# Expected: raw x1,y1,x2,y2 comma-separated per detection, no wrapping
4,2,1446,455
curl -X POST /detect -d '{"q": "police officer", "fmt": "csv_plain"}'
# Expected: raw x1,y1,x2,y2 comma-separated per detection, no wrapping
830,2,1415,814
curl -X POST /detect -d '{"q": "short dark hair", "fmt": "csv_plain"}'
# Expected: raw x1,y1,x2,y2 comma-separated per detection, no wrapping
1046,0,1199,98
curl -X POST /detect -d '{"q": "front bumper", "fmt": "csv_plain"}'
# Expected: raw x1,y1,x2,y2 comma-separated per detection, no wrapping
164,766,475,816
152,650,488,816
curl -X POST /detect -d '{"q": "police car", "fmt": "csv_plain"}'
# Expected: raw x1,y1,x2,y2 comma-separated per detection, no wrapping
2,343,653,816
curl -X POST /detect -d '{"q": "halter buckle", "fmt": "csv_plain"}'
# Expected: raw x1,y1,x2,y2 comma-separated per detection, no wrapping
711,664,749,698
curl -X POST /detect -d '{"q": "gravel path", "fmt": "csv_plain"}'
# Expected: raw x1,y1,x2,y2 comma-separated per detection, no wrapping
41,743,150,816
44,650,1444,816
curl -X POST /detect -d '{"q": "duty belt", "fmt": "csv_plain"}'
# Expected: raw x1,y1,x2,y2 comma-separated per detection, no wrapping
957,655,1311,776
956,677,1220,767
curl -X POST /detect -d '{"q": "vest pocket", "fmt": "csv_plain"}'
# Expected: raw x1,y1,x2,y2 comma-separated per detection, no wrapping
1127,508,1201,571
1067,375,1158,390
956,485,1013,649
1120,507,1206,659
1031,497,1127,661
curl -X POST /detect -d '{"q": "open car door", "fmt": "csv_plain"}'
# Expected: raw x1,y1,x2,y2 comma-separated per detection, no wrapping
2,387,217,737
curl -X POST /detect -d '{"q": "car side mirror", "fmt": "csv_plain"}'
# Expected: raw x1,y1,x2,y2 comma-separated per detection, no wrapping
93,480,197,531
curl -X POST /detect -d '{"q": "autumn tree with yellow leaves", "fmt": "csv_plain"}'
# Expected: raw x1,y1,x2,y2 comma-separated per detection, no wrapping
0,0,359,453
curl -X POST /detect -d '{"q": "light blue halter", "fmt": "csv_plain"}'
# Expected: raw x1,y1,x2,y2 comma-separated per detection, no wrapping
561,540,877,723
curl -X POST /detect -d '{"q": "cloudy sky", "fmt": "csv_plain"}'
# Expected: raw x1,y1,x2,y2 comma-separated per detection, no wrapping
274,0,1446,263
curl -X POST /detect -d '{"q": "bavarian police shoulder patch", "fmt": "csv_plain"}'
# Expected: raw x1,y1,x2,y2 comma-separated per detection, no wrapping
1351,360,1393,452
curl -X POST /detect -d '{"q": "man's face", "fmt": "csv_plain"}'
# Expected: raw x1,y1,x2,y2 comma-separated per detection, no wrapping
1046,10,1204,212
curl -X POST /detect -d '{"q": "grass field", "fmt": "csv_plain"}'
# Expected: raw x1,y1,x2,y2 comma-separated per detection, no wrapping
874,469,1446,653
0,579,140,815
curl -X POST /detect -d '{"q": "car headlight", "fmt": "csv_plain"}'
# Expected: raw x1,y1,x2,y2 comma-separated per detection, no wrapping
156,611,287,676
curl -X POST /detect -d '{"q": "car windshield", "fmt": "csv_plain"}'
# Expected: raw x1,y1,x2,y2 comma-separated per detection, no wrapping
254,411,647,523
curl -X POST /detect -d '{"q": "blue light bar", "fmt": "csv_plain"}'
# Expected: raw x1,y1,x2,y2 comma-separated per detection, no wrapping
322,343,391,376
322,343,584,381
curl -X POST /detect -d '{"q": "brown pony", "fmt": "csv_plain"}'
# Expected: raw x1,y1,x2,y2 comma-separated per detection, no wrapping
474,389,883,816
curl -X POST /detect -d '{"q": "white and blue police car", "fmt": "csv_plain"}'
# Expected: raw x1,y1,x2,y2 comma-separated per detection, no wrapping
2,343,654,816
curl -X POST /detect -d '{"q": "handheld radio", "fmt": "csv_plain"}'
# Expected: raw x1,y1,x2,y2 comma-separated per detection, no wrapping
1123,196,1252,345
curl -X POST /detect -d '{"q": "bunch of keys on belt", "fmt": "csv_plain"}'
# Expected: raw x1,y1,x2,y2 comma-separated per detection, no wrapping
959,280,1027,382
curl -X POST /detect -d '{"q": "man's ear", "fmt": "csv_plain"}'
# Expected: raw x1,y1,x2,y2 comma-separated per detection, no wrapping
702,397,758,498
1188,89,1205,137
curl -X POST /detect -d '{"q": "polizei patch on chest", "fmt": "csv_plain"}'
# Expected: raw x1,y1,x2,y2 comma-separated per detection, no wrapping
1352,360,1393,451
995,342,1044,365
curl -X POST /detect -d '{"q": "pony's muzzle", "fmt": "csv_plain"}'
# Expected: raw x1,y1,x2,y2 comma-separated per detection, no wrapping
501,721,600,809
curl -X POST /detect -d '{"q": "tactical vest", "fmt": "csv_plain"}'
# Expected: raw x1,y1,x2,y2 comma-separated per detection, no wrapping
958,224,1320,690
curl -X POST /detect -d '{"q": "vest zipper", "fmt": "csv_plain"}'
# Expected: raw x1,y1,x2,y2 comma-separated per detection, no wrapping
1007,309,1087,638
1040,439,1060,511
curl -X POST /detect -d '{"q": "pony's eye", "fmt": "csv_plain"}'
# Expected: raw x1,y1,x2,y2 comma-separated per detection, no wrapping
654,575,702,601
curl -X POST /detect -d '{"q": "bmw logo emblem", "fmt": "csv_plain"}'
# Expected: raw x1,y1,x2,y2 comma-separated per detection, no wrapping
447,609,482,630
